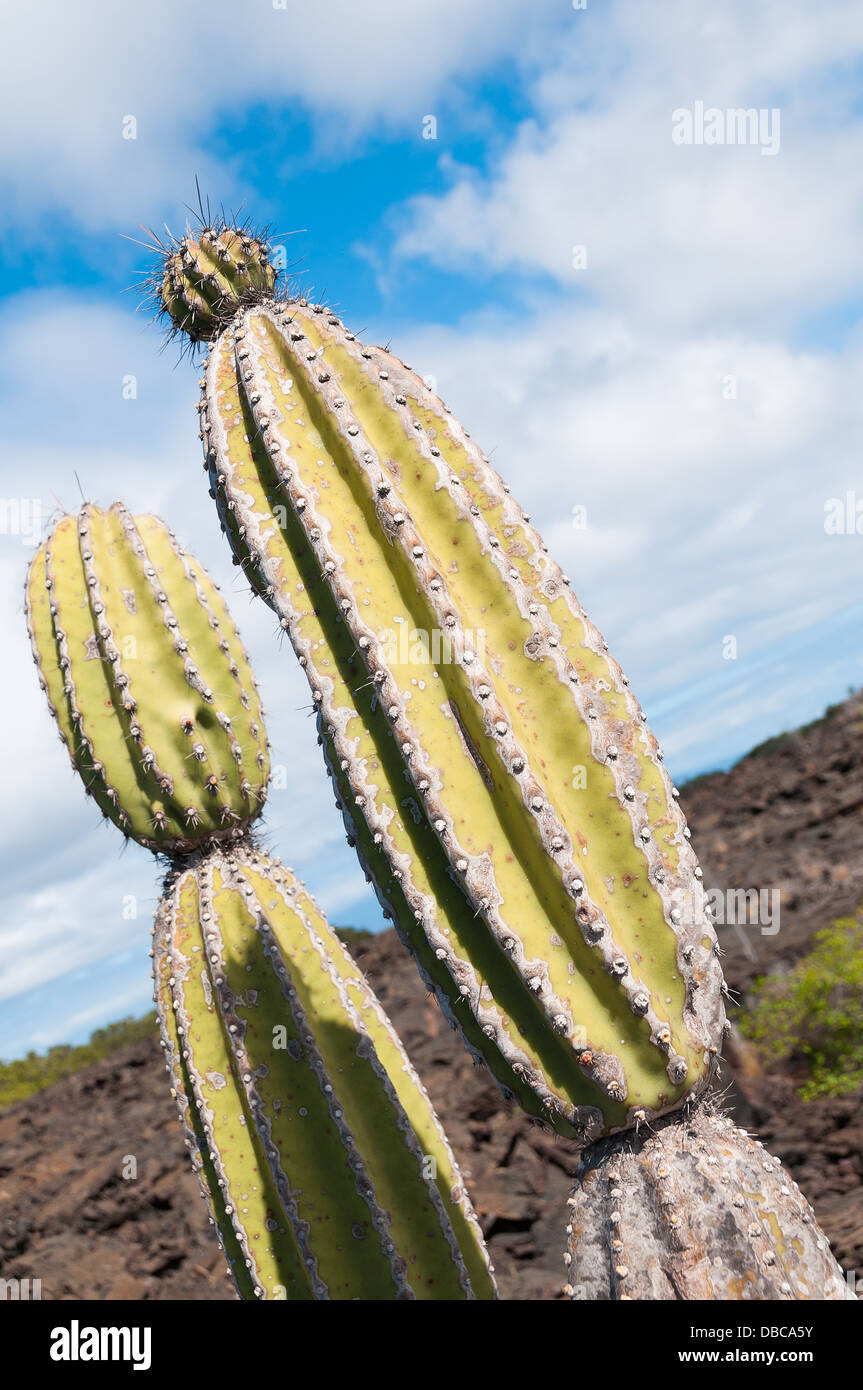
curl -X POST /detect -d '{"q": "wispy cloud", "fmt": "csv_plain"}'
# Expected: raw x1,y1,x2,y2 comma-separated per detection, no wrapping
394,1,863,333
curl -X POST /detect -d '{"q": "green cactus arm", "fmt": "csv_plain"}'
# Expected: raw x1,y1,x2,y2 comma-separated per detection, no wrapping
201,323,606,1134
192,300,724,1139
241,853,496,1299
237,309,691,1075
159,859,318,1299
157,847,496,1300
26,503,269,852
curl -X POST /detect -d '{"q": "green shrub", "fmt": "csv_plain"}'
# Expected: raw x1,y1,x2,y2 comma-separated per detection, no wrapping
0,1013,158,1109
741,911,863,1099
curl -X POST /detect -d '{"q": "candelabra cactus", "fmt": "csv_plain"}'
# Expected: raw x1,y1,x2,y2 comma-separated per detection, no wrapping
27,500,496,1300
147,217,857,1299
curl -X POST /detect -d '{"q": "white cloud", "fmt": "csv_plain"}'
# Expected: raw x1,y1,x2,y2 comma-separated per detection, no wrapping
394,0,863,332
0,0,563,229
0,858,154,1002
379,1,863,774
382,300,863,776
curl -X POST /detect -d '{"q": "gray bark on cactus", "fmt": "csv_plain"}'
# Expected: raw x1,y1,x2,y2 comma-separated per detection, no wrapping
565,1105,855,1300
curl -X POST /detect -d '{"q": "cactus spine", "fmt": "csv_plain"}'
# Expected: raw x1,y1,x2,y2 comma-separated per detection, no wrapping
27,501,495,1300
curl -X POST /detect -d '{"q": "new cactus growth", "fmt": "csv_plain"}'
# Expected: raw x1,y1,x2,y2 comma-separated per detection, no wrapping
27,500,495,1300
155,843,496,1300
26,503,269,852
156,278,724,1142
155,222,276,345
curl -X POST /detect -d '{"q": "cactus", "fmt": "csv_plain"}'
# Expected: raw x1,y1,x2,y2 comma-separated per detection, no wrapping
150,225,853,1299
154,281,724,1142
566,1107,854,1301
26,502,269,852
27,501,495,1300
155,842,496,1300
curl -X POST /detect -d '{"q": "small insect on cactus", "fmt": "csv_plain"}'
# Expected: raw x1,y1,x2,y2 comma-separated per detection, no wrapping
26,502,269,852
149,213,855,1299
27,500,495,1300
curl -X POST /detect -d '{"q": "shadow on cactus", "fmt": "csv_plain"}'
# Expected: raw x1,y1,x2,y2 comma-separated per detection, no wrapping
25,501,496,1300
741,908,863,1101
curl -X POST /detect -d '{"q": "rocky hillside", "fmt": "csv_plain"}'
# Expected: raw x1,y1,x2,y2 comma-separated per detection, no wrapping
2,694,862,1300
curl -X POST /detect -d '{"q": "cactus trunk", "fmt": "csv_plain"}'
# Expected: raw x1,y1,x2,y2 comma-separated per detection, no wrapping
566,1107,855,1301
148,225,852,1299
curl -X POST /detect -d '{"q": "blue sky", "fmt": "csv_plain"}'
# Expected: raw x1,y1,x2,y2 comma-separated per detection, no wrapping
2,0,863,1060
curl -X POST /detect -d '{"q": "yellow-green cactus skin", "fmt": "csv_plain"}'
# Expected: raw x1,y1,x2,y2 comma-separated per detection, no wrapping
154,843,497,1300
26,502,269,852
159,285,726,1143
